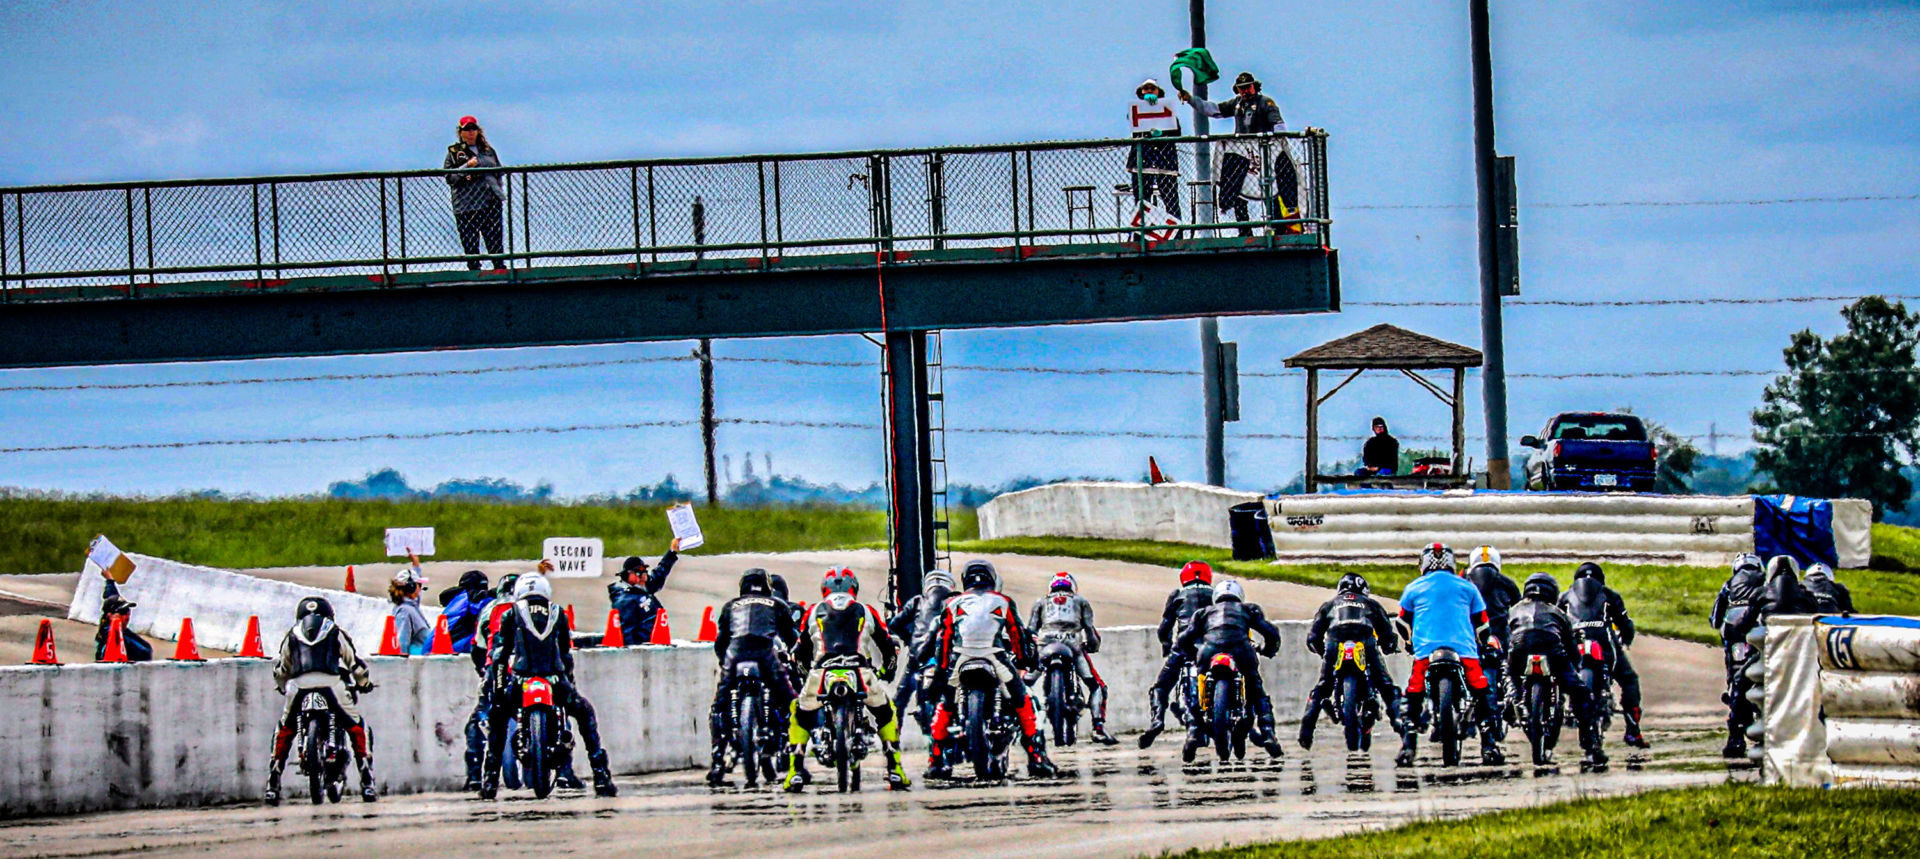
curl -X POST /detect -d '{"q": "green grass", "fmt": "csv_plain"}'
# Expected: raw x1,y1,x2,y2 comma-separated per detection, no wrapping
0,495,978,573
1873,522,1920,572
1172,783,1920,858
952,536,1920,646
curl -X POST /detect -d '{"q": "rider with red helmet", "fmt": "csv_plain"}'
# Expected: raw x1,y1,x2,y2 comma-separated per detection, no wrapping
1138,560,1217,748
782,568,909,791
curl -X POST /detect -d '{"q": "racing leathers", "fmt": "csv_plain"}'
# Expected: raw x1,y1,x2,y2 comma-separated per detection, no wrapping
1709,561,1765,756
927,587,1060,778
1466,564,1521,731
1802,567,1854,614
1172,598,1286,758
706,587,799,785
1139,581,1215,746
1560,577,1645,747
1028,590,1117,744
1299,591,1403,748
783,595,908,790
267,613,376,803
1396,568,1504,766
888,573,954,732
1506,597,1604,763
480,596,616,798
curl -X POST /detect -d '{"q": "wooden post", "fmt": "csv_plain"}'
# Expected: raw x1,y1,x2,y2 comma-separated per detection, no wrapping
1305,367,1320,493
1452,366,1467,478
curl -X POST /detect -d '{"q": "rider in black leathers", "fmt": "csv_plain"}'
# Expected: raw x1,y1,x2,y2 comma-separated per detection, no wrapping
1559,562,1648,749
888,568,956,734
1171,580,1286,760
1709,553,1765,758
1508,573,1606,765
1802,563,1855,614
480,573,617,798
1298,573,1404,748
1463,547,1520,737
1138,561,1217,748
706,568,800,786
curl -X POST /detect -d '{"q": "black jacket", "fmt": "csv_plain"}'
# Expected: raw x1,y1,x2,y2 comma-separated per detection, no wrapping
1758,570,1820,618
1560,578,1636,657
1466,566,1523,643
713,593,798,656
1710,567,1766,643
1307,592,1398,654
1362,432,1400,472
608,550,678,643
488,596,575,681
1507,598,1579,657
1176,600,1281,658
1802,574,1853,614
1158,583,1215,653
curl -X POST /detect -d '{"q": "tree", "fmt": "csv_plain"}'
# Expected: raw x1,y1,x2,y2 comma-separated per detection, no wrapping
1752,297,1920,519
1646,420,1699,495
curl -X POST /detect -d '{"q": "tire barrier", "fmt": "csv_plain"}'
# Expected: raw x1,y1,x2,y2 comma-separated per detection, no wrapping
1763,615,1920,787
979,481,1262,548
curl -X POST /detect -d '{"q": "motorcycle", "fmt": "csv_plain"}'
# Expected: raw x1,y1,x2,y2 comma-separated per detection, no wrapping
513,675,575,799
1039,640,1085,748
1574,625,1615,733
1514,653,1566,765
1421,647,1475,767
294,688,350,805
1329,641,1381,753
810,655,877,792
955,657,1017,781
729,661,780,788
1194,652,1251,761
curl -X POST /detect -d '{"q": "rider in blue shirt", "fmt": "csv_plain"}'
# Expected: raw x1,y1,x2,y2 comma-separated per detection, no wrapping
1395,543,1505,766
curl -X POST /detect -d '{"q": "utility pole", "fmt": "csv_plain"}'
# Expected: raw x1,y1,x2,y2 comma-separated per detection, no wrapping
1471,0,1512,489
1192,0,1225,487
698,338,718,504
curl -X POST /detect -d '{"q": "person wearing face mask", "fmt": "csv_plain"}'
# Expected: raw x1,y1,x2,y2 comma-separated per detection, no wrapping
1127,79,1183,220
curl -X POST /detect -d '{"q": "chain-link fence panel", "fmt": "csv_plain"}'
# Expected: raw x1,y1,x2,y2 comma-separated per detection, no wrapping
14,188,127,288
270,177,387,279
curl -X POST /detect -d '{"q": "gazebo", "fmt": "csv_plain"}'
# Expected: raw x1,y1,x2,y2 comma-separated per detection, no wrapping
1284,324,1484,492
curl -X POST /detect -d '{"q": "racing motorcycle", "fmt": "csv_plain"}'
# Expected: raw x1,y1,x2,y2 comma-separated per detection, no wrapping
1328,640,1381,753
1421,647,1475,767
955,657,1017,781
1514,653,1566,765
1194,652,1251,761
294,688,351,804
810,655,878,792
514,675,575,799
729,660,780,788
1574,623,1615,734
1038,640,1085,748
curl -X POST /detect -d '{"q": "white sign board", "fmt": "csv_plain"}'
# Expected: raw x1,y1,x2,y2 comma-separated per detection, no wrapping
384,527,436,557
666,504,705,551
542,537,604,578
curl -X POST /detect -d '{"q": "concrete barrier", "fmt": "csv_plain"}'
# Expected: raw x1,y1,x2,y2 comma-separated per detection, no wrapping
1763,616,1920,787
979,482,1261,548
0,619,1392,817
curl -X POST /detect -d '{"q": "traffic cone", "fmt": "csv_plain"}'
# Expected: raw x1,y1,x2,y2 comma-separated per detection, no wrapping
602,609,625,648
171,617,205,661
697,606,718,643
102,615,130,663
29,618,59,665
1148,456,1169,485
237,615,268,658
565,604,576,631
429,615,454,655
344,565,357,593
376,615,402,656
649,609,672,645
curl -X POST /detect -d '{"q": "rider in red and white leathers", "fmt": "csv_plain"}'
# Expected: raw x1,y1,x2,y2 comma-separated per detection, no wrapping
926,559,1060,778
1027,572,1119,745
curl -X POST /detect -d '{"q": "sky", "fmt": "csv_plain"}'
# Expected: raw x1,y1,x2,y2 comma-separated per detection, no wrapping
1,0,1917,498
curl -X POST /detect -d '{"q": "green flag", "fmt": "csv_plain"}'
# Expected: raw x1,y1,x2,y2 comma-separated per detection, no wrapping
1169,47,1219,91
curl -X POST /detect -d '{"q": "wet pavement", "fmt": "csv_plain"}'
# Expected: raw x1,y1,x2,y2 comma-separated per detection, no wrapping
0,719,1752,859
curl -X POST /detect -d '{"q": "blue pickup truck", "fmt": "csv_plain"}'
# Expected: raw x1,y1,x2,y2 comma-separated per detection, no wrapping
1520,412,1658,492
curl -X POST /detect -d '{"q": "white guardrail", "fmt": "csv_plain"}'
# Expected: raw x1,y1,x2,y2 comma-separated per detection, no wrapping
1764,615,1920,787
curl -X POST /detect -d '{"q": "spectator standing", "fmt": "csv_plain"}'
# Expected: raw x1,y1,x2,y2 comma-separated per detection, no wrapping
1179,71,1298,235
1360,416,1400,476
1127,79,1183,219
444,116,508,271
438,569,493,655
389,567,433,656
94,572,154,662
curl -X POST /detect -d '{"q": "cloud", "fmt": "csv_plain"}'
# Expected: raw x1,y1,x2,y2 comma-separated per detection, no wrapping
84,114,212,150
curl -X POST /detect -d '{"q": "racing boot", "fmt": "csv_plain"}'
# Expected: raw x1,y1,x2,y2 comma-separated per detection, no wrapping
1622,707,1650,749
1181,724,1206,763
347,724,377,802
870,703,912,790
357,757,379,802
925,741,954,780
1091,719,1120,746
1478,691,1506,765
478,770,499,801
1381,684,1407,736
557,757,587,791
589,749,618,797
1254,696,1286,758
1395,693,1424,768
1023,732,1060,779
781,744,812,793
1721,735,1747,759
263,757,285,807
463,747,484,792
1297,693,1324,750
705,744,730,787
1139,687,1169,749
1579,719,1608,768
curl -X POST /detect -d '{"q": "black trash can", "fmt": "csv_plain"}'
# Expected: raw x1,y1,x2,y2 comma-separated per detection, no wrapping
1228,501,1276,561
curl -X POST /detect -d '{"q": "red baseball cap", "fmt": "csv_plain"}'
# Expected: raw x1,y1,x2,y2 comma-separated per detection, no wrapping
457,115,479,128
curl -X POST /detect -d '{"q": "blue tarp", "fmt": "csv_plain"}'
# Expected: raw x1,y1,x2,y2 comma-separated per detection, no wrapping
1753,495,1838,569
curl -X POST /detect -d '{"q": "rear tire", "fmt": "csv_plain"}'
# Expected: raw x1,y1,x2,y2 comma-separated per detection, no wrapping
835,703,854,793
303,714,325,805
965,687,993,781
1527,681,1552,765
1339,674,1365,752
1435,676,1461,768
737,687,762,788
1047,665,1071,748
1211,676,1234,761
526,709,554,799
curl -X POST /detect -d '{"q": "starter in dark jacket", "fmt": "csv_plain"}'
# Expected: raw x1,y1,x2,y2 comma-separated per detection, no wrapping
1709,565,1766,644
608,550,678,644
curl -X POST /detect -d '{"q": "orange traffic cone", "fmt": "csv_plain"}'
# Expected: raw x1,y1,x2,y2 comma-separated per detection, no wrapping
697,606,718,642
565,604,576,631
1148,456,1169,485
29,618,60,665
101,615,130,663
376,615,402,656
649,609,672,645
602,609,625,648
172,617,205,661
237,615,268,658
344,565,357,594
429,615,454,655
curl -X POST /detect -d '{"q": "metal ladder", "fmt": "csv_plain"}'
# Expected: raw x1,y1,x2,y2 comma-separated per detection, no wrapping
926,330,952,573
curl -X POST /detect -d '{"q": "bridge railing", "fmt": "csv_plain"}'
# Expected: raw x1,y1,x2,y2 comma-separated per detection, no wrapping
0,132,1329,298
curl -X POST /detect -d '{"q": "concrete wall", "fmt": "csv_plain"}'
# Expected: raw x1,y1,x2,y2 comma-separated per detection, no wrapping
979,482,1261,548
0,620,1394,818
1764,616,1920,788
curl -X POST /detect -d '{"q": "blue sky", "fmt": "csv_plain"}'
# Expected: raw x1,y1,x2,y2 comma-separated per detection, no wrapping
1,0,1916,497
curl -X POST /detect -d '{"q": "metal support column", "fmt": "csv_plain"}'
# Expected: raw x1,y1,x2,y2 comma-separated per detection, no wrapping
1192,0,1224,487
886,329,931,609
1304,367,1319,494
699,338,718,505
1472,0,1512,488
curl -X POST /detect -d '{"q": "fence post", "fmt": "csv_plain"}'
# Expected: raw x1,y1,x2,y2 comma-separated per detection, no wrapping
252,183,264,285
143,187,154,285
378,178,391,284
1023,150,1035,246
504,168,514,272
269,182,280,279
692,195,706,264
124,188,136,294
630,166,642,267
927,152,945,252
1008,150,1020,254
1260,136,1276,250
520,172,530,271
1,192,9,301
772,160,784,248
757,160,770,263
397,177,407,273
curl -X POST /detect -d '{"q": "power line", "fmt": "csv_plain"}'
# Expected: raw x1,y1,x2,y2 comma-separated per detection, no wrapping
1346,192,1920,211
0,354,695,393
1352,294,1920,308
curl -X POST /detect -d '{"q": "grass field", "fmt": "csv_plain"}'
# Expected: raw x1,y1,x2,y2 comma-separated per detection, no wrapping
953,536,1920,646
1874,522,1920,571
1174,783,1920,858
0,495,978,573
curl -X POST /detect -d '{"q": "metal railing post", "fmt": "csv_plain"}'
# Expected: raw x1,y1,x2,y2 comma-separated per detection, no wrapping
927,152,945,251
630,166,642,266
772,161,784,248
378,178,391,283
143,187,154,284
757,160,770,262
252,183,264,284
1260,136,1276,249
1008,151,1020,254
646,165,657,263
270,183,280,278
397,177,407,273
1,193,9,300
124,188,136,294
1023,151,1035,245
520,172,531,271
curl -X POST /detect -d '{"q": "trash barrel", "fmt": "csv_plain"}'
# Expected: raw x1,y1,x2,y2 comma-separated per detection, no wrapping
1228,502,1276,561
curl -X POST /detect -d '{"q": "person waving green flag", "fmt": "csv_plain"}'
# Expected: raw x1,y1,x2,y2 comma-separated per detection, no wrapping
1169,47,1219,92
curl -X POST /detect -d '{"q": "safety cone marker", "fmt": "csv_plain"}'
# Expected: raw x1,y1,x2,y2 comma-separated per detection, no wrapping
344,565,357,593
602,609,625,648
171,617,205,661
429,614,454,655
697,606,718,642
1148,455,1169,485
376,615,403,656
237,615,268,659
29,618,60,665
102,615,130,663
649,609,672,645
565,604,577,631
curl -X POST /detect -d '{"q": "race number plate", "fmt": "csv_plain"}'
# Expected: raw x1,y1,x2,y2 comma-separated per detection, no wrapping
1593,474,1618,487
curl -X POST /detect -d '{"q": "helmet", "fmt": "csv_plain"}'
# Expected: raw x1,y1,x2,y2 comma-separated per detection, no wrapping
769,573,790,601
961,560,997,592
923,569,956,599
740,568,772,596
296,596,335,621
1419,543,1455,574
1050,572,1077,594
1336,572,1370,596
1468,545,1502,572
1574,562,1605,585
1766,555,1802,580
1522,573,1561,603
515,573,552,601
1179,561,1214,586
1805,562,1834,581
1732,552,1762,574
1216,580,1245,602
496,573,520,599
822,567,858,598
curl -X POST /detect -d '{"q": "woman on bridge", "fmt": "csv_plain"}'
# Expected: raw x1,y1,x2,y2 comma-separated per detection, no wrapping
444,116,508,271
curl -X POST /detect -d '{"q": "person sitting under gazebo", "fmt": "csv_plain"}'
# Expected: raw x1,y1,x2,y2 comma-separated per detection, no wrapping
1356,416,1399,476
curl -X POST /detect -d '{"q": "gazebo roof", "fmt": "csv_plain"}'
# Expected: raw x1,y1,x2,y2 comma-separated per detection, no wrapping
1284,323,1483,370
